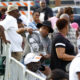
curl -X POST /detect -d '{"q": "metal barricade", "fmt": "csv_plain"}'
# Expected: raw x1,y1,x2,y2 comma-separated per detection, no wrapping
0,43,45,80
9,57,45,80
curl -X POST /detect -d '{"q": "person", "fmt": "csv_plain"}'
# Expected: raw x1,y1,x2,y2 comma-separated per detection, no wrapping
56,7,64,18
37,0,53,20
0,26,9,44
64,7,74,23
54,14,69,31
64,7,77,52
0,7,7,21
36,21,53,59
48,16,58,30
50,19,75,71
17,21,53,67
69,53,80,80
24,53,47,80
28,10,40,30
17,19,24,28
47,69,69,80
48,7,64,30
0,5,23,61
17,19,27,50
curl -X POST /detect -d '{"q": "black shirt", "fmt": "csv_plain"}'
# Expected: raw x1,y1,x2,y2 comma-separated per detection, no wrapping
37,7,53,20
50,33,75,71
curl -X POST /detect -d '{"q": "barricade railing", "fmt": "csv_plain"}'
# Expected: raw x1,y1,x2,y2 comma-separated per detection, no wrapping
0,43,45,80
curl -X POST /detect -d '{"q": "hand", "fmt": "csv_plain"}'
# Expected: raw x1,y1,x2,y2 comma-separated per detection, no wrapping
40,54,46,60
27,28,33,34
3,39,10,44
40,54,50,59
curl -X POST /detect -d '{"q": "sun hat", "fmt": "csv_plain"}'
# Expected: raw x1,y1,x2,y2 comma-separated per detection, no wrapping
37,21,53,33
7,5,18,13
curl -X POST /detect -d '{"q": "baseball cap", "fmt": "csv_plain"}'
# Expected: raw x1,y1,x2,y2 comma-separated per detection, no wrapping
24,53,42,65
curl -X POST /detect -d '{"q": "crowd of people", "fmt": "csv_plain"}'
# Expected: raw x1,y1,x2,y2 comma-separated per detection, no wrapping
0,0,80,80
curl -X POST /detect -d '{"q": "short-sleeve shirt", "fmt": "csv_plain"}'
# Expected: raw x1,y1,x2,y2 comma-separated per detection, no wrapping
26,31,51,55
0,15,23,52
27,21,38,30
50,33,75,71
69,54,80,80
53,25,77,52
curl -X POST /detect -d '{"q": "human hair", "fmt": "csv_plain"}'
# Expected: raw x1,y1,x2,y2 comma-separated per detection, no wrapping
56,19,68,30
27,62,41,72
0,7,7,12
17,19,22,24
32,10,40,16
56,8,64,18
46,69,68,80
60,14,69,21
40,0,46,4
64,7,73,16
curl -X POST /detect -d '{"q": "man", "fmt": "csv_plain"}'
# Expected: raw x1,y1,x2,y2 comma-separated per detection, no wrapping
24,53,46,80
37,0,53,20
0,5,23,61
69,53,80,80
17,21,53,59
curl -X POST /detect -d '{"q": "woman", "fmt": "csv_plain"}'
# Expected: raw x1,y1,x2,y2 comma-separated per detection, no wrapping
28,10,40,30
50,19,75,71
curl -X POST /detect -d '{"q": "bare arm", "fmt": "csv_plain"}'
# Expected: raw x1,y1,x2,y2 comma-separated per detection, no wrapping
77,72,80,80
56,47,75,61
17,28,27,34
17,28,33,34
0,25,9,44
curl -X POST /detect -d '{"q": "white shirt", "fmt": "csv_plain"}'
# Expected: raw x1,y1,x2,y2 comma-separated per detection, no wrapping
19,14,28,27
0,15,23,52
69,54,80,80
77,36,80,53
